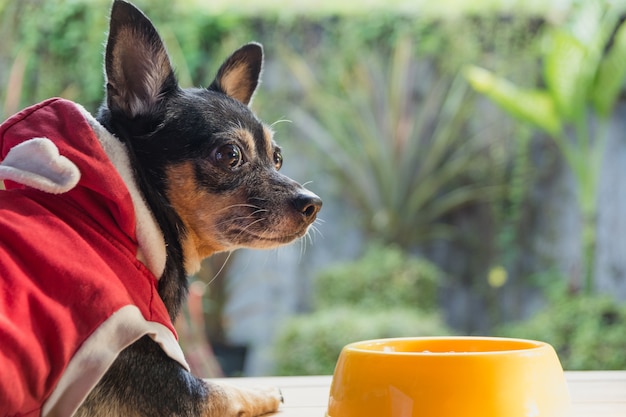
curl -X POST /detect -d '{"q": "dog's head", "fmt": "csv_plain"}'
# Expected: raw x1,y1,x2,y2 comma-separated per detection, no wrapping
97,1,321,275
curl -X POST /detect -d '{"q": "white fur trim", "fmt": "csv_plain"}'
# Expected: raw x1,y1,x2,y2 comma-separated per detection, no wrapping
41,305,189,417
0,137,81,194
73,103,167,279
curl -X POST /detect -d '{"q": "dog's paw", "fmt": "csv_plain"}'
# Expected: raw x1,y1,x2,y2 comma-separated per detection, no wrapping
204,380,283,417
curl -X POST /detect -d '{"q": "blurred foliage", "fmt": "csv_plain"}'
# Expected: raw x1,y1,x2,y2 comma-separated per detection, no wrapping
282,32,508,248
314,242,440,312
267,12,552,335
0,0,252,118
3,0,625,373
274,243,451,375
498,278,626,370
1,0,109,116
465,0,626,292
190,0,571,17
275,308,451,375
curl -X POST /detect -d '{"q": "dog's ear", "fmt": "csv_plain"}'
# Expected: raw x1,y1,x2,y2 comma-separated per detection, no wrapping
209,43,263,106
104,0,177,118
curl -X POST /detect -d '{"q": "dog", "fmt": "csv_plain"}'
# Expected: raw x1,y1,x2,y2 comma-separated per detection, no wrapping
0,1,321,416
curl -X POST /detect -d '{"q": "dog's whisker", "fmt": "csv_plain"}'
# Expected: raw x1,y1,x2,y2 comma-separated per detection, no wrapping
205,251,233,287
270,118,292,128
213,205,269,227
215,203,263,213
213,215,262,228
298,238,306,262
308,224,324,242
247,196,269,203
233,218,267,240
293,235,306,263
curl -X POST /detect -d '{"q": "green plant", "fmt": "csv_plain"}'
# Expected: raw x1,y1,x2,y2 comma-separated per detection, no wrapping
284,33,503,248
464,0,626,292
274,307,451,375
497,287,626,370
314,242,440,312
10,0,110,113
0,0,250,117
273,243,451,375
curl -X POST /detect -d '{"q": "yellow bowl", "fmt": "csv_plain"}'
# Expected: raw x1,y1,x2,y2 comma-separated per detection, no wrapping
327,336,571,417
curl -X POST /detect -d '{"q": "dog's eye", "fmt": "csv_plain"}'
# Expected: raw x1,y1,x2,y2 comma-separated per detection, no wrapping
273,150,283,170
214,144,243,169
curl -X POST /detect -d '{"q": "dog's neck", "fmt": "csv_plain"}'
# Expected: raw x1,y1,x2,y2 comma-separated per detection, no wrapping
76,104,169,279
92,105,191,320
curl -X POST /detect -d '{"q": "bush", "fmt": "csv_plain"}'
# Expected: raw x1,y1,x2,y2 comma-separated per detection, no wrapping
314,242,441,311
274,307,450,375
0,0,251,117
273,243,451,375
497,293,626,370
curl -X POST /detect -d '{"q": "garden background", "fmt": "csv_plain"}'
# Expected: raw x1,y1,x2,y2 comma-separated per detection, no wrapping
1,0,626,376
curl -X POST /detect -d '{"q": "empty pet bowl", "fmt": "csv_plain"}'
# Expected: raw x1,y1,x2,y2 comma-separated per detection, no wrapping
327,336,570,417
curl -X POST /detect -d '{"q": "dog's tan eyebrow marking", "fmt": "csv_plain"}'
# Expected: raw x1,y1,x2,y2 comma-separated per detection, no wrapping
263,125,274,157
231,128,257,159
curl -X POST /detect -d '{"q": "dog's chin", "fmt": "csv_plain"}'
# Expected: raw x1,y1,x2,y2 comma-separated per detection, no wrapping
226,226,311,250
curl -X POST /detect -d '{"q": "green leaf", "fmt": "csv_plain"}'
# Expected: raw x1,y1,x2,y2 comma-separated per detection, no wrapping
543,0,611,122
464,65,561,136
543,29,589,121
592,21,626,117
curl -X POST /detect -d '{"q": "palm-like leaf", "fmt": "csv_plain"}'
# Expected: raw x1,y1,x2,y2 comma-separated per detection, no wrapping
464,0,626,291
284,36,502,247
592,21,626,117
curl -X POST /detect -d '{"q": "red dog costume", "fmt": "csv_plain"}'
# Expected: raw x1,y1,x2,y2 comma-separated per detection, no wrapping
0,98,188,417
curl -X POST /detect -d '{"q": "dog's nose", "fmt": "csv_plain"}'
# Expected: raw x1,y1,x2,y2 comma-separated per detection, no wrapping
293,190,322,221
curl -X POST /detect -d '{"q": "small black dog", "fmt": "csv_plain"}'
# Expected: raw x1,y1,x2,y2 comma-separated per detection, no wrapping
0,1,321,416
